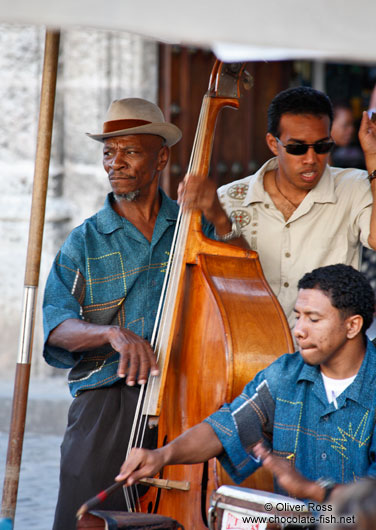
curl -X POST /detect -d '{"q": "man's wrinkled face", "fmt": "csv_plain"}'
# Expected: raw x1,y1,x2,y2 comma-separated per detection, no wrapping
293,288,350,370
267,113,331,193
103,134,168,200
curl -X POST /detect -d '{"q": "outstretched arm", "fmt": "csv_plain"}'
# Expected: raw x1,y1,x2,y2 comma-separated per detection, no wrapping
115,422,223,486
359,111,376,250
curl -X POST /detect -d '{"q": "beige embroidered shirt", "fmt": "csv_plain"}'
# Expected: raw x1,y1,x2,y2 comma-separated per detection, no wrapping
217,158,373,329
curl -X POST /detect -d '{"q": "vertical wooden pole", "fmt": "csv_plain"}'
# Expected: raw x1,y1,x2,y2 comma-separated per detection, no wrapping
0,29,60,528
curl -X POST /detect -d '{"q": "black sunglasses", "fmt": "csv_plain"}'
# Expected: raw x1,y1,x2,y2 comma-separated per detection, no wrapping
275,137,335,156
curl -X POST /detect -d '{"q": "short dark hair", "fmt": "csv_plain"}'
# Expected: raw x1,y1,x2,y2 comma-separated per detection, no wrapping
298,264,375,337
267,86,334,137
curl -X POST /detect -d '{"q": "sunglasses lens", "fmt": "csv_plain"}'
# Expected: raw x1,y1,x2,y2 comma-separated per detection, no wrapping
285,142,334,155
285,144,308,155
314,142,334,154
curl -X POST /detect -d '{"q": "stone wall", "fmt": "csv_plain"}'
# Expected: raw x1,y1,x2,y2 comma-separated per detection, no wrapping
0,24,158,378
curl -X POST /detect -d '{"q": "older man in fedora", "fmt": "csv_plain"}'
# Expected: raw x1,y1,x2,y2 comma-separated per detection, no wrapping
43,98,242,529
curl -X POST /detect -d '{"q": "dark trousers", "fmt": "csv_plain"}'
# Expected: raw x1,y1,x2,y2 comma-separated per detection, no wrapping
53,381,157,530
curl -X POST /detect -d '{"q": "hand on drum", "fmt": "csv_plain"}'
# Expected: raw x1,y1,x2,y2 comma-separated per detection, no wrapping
253,442,325,502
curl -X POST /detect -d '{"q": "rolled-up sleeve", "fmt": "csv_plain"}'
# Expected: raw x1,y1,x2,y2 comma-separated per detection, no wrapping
204,373,275,484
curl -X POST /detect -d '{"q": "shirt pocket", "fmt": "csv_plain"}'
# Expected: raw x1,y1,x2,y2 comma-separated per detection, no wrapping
272,397,305,458
85,251,127,304
301,234,349,269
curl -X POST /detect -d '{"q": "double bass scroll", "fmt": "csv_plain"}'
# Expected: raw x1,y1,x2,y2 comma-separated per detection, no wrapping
129,60,294,529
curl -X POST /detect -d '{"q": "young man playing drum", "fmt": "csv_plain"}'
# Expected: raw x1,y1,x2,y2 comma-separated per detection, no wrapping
116,264,376,503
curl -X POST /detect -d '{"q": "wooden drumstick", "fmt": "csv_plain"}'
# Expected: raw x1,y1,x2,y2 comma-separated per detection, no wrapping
76,477,190,518
76,480,125,519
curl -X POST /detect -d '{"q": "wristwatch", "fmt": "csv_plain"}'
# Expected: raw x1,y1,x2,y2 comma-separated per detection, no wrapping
316,477,336,502
368,169,376,182
215,221,242,242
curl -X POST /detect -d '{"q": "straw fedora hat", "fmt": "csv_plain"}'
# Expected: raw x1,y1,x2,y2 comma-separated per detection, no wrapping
87,98,182,147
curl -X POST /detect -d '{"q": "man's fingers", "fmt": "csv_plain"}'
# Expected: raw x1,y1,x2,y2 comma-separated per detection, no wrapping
136,353,152,385
360,111,376,137
147,349,159,377
116,450,144,483
116,449,158,485
117,350,129,378
110,328,158,383
252,442,270,461
124,345,140,386
177,181,185,205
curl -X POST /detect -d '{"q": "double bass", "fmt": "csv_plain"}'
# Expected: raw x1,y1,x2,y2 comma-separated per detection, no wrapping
126,60,294,528
78,61,294,529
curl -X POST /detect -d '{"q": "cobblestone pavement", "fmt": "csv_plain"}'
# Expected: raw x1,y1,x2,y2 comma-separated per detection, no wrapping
0,432,61,530
0,377,70,530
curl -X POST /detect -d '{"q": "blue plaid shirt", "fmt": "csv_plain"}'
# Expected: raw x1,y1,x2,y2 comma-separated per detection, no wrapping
205,339,376,493
43,190,214,397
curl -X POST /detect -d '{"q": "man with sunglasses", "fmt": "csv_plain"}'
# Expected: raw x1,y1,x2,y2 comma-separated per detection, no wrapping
180,86,376,330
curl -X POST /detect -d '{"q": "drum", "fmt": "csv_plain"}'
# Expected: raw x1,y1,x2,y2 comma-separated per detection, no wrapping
76,510,184,530
208,486,316,530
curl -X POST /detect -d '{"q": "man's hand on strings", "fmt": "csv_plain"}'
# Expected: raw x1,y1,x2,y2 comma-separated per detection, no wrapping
48,319,159,386
177,174,228,226
177,174,249,248
115,447,165,486
107,326,159,385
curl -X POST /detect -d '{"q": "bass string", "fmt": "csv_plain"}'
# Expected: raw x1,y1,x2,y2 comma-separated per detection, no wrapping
123,97,211,511
122,210,190,511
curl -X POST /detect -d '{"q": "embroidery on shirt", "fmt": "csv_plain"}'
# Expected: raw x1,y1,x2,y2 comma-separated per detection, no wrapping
275,397,304,458
71,268,80,296
230,209,251,228
127,317,145,338
82,297,126,326
59,262,85,306
161,250,170,273
330,411,372,460
227,183,249,201
87,252,127,304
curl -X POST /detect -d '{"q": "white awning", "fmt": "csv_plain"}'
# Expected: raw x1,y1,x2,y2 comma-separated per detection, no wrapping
1,0,375,63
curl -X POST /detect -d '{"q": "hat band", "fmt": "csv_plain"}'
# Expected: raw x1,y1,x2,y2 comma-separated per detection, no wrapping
103,119,151,133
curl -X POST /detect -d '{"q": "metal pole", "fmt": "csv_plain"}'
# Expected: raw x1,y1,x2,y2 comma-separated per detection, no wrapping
0,29,60,529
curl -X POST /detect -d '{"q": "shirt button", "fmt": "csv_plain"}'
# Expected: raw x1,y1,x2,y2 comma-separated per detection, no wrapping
321,452,327,460
285,252,291,258
286,224,290,228
252,223,258,226
322,415,329,422
284,282,289,288
265,204,270,209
